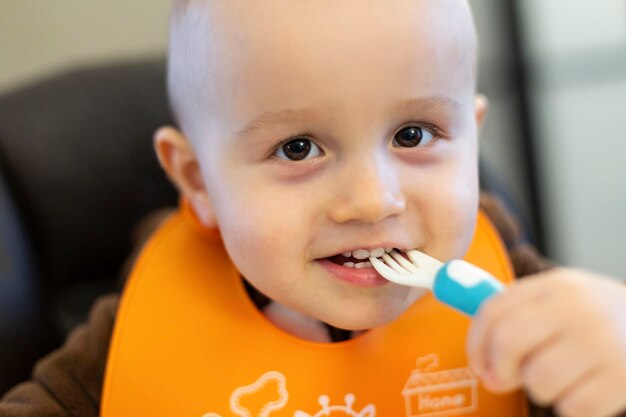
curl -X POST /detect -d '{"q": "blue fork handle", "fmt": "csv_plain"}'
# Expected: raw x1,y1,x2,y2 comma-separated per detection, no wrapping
432,260,505,316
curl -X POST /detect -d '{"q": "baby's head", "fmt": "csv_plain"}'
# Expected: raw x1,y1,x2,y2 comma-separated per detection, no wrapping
155,0,488,331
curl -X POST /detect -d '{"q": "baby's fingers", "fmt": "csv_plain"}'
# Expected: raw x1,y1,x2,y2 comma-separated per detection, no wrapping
556,371,626,417
466,277,548,383
482,300,562,392
521,337,598,406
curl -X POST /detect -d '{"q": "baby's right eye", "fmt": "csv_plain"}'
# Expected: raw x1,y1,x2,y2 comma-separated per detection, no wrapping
273,138,323,161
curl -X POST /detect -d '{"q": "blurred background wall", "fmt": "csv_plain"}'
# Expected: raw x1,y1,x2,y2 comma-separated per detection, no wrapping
0,0,170,92
473,0,626,279
519,0,626,276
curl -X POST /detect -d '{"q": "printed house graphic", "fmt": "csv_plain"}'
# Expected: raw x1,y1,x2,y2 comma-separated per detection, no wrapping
402,355,477,417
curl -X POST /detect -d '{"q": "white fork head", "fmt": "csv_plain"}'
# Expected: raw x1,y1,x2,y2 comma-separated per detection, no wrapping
368,249,442,289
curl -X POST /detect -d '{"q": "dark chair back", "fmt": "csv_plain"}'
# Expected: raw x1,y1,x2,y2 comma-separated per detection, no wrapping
0,59,178,394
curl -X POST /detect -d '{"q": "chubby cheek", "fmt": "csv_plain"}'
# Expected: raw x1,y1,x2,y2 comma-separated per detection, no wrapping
209,180,312,294
417,155,478,261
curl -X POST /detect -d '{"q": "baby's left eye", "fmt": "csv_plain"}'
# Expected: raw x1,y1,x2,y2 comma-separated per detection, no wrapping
273,137,323,161
392,126,435,148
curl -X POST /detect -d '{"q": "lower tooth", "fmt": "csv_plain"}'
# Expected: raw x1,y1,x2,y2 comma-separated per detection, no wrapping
343,261,374,269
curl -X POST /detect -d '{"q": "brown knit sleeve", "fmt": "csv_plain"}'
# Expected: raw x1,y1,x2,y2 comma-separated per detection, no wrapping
479,192,554,277
0,208,170,417
0,294,118,417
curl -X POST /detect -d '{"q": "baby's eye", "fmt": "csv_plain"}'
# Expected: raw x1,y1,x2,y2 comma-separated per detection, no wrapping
273,138,323,161
392,126,435,148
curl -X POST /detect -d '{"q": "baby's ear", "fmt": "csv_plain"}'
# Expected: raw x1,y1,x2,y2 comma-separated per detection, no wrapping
474,94,489,131
153,126,217,228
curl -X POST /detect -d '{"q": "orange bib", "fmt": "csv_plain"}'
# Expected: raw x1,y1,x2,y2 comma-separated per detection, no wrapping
101,207,528,417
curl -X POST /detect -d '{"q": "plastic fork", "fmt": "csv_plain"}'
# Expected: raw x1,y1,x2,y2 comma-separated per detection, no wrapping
369,249,504,316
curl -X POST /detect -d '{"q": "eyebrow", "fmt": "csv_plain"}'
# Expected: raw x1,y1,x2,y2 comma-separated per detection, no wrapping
233,108,315,140
398,95,463,114
232,95,462,140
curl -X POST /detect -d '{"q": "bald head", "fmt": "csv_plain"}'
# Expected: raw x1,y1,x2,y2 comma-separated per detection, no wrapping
167,0,478,145
166,0,214,140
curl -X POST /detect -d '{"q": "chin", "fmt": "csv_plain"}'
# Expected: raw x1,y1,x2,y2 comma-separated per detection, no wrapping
316,287,426,331
319,303,408,331
325,314,396,332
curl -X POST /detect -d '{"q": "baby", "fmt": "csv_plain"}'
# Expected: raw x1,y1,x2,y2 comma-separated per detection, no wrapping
2,0,626,416
153,0,626,415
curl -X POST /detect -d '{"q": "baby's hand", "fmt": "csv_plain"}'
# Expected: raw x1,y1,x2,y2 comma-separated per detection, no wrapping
466,268,626,417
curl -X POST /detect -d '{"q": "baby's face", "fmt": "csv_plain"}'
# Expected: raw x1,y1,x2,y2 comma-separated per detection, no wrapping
177,0,482,330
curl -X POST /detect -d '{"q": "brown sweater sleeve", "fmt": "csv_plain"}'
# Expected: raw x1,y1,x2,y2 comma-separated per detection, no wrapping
479,192,554,277
0,294,118,417
0,195,563,417
0,208,172,417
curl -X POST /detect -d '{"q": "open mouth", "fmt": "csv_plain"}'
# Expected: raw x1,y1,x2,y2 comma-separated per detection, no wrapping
327,254,373,269
326,247,398,269
320,247,413,287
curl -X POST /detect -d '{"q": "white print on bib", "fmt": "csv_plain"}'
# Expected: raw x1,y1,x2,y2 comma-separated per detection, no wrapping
202,371,288,417
402,354,478,417
202,355,477,417
294,394,376,417
201,373,375,417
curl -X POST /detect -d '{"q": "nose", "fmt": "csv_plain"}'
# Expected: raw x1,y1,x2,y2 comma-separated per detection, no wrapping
328,157,406,224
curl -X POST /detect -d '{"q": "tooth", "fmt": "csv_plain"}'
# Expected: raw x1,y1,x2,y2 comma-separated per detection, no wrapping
342,252,352,257
364,261,372,268
343,262,355,268
370,248,385,258
355,262,369,269
353,249,370,260
385,248,393,253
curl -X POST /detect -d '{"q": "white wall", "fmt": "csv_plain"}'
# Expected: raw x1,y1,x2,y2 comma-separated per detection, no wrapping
520,0,626,277
0,0,170,93
521,0,625,57
534,80,626,275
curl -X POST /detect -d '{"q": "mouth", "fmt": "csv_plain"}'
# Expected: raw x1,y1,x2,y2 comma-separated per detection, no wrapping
326,247,412,269
318,247,412,287
327,247,388,268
